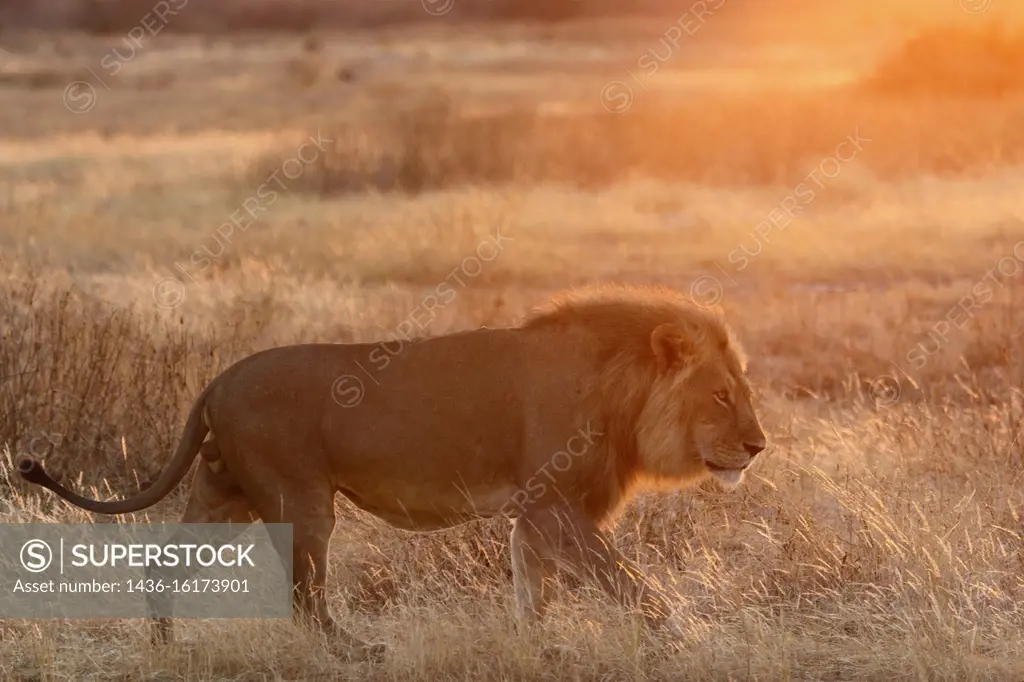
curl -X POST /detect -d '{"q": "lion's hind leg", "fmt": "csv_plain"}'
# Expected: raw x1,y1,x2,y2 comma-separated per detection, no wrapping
252,487,385,662
149,447,257,646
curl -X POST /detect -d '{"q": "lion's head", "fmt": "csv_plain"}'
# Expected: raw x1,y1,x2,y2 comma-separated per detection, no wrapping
526,285,766,496
636,313,766,489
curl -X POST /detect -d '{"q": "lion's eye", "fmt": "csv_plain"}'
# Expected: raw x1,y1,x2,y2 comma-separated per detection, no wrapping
714,391,729,405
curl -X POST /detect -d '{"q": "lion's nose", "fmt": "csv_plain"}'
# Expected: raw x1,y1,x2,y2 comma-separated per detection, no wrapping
743,441,765,458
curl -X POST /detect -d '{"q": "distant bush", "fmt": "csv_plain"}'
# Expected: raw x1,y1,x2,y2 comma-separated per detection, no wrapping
862,23,1024,97
250,86,1024,195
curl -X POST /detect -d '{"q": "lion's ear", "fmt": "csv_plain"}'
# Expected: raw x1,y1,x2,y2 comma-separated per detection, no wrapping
650,323,697,373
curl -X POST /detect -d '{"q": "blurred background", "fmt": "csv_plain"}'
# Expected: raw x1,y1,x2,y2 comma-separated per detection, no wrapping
1,1,1023,679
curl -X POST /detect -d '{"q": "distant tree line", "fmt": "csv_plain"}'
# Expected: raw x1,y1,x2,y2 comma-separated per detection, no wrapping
0,0,676,34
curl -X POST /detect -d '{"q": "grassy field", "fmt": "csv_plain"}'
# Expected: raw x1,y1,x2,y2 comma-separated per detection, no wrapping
1,3,1024,680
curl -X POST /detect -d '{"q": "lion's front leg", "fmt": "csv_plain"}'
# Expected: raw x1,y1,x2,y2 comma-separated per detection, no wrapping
512,505,674,631
510,517,556,628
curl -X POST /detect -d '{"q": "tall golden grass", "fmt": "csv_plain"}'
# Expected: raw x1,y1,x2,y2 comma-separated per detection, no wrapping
1,21,1023,680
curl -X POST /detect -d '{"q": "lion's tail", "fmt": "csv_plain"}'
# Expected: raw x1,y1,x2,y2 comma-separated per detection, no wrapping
16,382,215,515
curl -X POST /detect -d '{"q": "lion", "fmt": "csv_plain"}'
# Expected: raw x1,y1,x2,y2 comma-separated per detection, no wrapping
16,284,766,660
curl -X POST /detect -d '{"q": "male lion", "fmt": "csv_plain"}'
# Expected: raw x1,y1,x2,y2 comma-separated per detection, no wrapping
17,284,766,660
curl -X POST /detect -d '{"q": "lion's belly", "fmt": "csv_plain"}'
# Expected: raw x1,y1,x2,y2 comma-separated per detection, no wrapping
337,482,520,530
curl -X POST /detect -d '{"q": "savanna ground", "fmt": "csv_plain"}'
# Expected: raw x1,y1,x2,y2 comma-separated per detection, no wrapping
1,1,1024,679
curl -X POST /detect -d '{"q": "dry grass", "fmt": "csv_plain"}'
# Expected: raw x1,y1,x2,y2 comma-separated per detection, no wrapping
2,15,1024,681
259,71,1024,194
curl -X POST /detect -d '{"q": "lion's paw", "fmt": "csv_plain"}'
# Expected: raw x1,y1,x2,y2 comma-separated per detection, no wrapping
664,611,688,639
540,643,576,663
325,637,387,663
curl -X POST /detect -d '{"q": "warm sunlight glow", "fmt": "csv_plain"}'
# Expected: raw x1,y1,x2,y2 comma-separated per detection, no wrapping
1,0,1022,678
